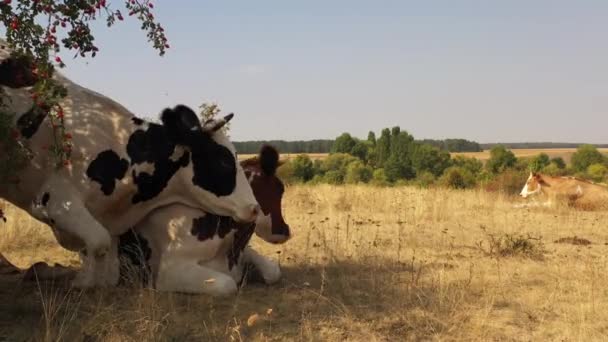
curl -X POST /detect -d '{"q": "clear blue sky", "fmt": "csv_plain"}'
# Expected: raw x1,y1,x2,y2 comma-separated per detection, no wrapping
22,1,608,142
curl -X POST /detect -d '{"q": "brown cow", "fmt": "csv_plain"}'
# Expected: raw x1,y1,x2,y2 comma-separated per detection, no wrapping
519,172,608,210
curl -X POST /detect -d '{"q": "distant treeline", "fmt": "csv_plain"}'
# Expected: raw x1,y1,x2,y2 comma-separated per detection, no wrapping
234,140,334,154
235,138,482,154
235,139,608,154
481,142,608,149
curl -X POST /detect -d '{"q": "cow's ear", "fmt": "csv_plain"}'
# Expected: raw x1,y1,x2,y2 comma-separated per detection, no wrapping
259,144,279,176
161,105,204,144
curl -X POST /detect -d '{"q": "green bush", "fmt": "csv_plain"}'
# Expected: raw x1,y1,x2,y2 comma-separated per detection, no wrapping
587,163,608,183
371,168,389,186
529,153,550,172
412,171,436,188
483,169,528,195
571,144,606,172
323,170,344,185
542,162,567,176
439,166,476,189
452,155,483,176
344,160,373,184
291,155,315,182
486,145,517,174
550,157,566,169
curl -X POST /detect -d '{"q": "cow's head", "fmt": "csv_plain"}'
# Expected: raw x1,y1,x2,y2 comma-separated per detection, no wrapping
0,40,38,88
241,145,291,244
520,172,547,198
160,105,260,223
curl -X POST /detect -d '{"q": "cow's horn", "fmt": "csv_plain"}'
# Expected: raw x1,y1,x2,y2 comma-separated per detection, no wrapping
203,112,234,133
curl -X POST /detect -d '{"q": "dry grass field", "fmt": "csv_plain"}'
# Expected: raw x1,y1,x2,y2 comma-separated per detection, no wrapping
239,148,608,163
1,185,608,341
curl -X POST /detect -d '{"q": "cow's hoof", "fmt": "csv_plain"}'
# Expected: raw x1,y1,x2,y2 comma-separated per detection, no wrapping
262,264,281,285
71,271,95,289
203,277,238,297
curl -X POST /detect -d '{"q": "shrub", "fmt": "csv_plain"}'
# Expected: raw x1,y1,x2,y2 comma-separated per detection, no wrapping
439,166,476,189
412,171,436,188
323,170,344,185
529,153,550,172
486,145,517,174
344,160,373,184
371,168,389,186
483,169,528,195
571,144,606,172
452,155,483,176
550,157,566,169
587,163,608,183
291,155,315,182
542,163,567,176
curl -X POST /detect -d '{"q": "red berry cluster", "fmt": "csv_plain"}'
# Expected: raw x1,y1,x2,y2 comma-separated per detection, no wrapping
1,0,169,169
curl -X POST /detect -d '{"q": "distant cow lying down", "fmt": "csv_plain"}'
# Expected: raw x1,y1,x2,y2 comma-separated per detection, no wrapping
115,145,291,295
519,172,608,210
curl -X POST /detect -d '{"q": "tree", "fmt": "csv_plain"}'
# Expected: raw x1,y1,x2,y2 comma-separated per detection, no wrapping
411,143,451,177
374,128,391,167
1,0,167,175
571,144,606,172
331,133,356,154
199,102,230,136
367,131,376,146
371,168,388,186
350,140,370,162
485,145,516,174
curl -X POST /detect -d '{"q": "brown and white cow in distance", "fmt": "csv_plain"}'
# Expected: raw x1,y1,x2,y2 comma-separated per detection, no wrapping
0,39,260,288
519,172,608,210
117,145,291,296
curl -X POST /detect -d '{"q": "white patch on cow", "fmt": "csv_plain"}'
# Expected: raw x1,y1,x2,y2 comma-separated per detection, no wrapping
520,173,542,198
169,146,186,162
132,162,155,176
63,201,72,211
576,185,583,196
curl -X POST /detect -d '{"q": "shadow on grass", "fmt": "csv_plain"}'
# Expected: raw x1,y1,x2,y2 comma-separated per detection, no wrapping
0,256,473,341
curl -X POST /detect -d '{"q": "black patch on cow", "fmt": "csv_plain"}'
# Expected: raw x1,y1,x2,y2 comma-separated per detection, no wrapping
272,224,290,237
227,224,255,270
117,228,152,287
41,192,50,206
16,106,47,139
191,146,236,197
126,123,191,204
131,117,144,125
190,214,235,241
0,55,38,88
0,209,6,223
160,104,237,197
86,150,129,195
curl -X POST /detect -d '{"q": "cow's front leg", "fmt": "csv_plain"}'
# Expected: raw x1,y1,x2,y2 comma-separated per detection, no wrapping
156,255,238,296
31,178,113,288
240,246,281,285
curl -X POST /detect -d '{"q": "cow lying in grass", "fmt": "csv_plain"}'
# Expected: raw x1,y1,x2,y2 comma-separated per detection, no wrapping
1,39,260,288
519,172,608,210
117,145,291,295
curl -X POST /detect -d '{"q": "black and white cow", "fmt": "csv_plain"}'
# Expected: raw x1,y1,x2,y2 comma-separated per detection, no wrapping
117,145,292,296
0,39,260,288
